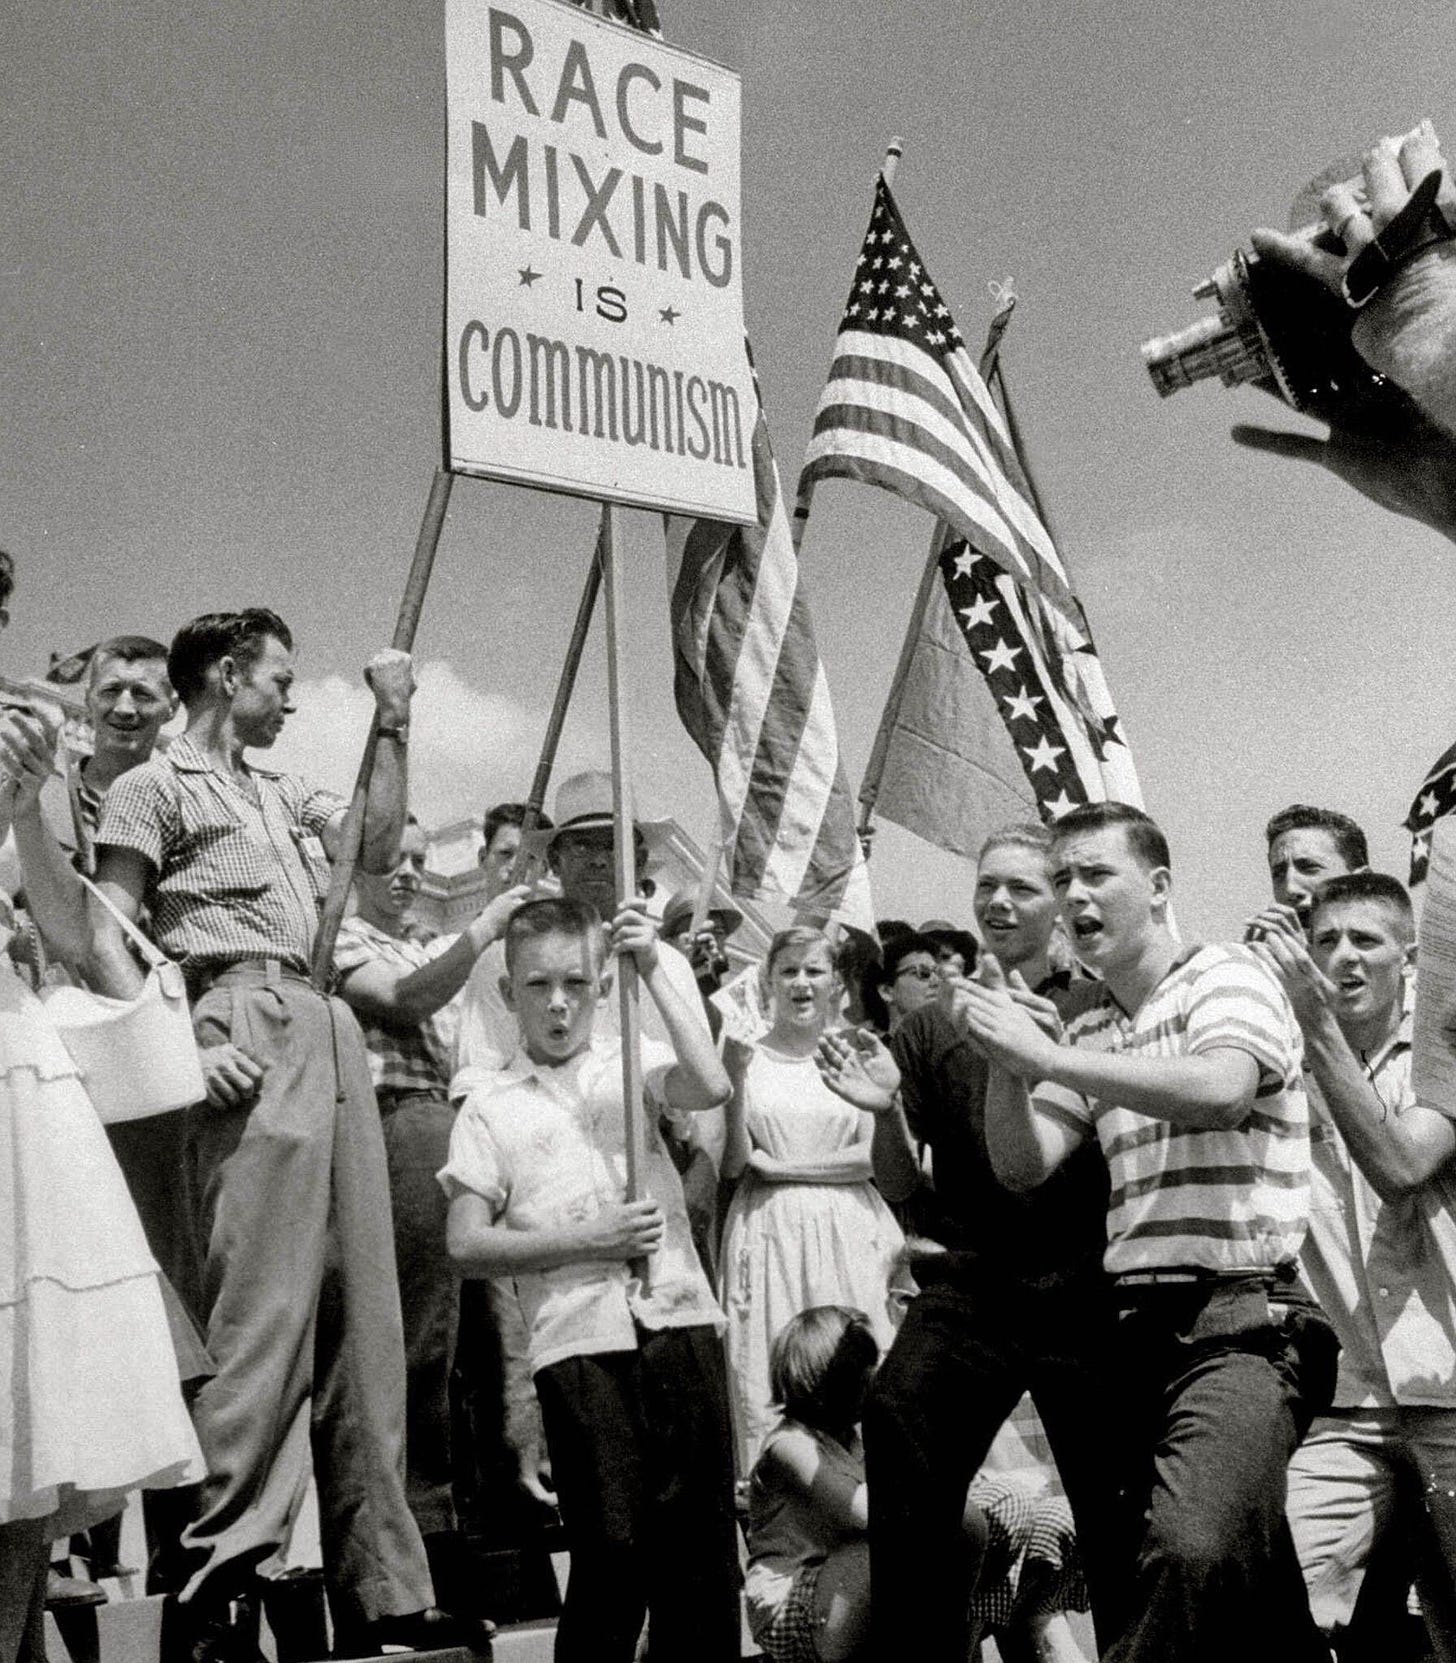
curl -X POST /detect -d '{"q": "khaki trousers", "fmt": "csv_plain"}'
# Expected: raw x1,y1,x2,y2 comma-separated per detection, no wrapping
179,964,434,1626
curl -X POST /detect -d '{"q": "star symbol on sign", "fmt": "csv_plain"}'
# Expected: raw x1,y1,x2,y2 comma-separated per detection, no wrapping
1003,685,1044,725
950,547,979,580
518,266,542,287
1023,736,1067,775
958,594,998,631
981,637,1022,675
1421,790,1440,820
659,305,680,325
1045,790,1078,820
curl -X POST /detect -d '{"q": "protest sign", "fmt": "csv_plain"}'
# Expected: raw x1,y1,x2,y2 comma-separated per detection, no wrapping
446,0,757,522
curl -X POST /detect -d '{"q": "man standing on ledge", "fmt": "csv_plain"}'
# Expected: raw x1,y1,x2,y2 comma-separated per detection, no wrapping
89,610,485,1662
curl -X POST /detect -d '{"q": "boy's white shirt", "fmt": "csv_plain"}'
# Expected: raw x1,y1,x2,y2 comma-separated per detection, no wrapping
439,1031,726,1376
449,937,726,1165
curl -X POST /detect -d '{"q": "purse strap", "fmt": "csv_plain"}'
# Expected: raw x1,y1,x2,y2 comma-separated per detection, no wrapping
75,870,171,974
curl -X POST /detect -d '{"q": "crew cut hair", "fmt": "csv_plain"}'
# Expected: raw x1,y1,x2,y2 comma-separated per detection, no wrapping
978,821,1053,864
503,895,604,975
1051,801,1171,873
1265,804,1369,871
1310,870,1413,934
167,609,293,705
769,1306,880,1428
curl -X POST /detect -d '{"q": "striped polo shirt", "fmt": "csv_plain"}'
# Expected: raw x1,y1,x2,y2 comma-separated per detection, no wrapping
1035,944,1311,1277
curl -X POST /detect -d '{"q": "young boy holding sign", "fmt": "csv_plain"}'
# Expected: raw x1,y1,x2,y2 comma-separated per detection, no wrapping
441,895,739,1663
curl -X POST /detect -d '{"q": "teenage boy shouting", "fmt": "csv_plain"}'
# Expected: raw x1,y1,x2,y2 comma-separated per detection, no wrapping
966,801,1331,1662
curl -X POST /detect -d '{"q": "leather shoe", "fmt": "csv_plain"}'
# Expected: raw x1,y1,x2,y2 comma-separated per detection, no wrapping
46,1566,108,1608
335,1607,496,1657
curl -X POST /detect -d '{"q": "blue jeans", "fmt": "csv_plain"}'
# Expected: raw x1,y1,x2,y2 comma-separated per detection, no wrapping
1105,1276,1333,1662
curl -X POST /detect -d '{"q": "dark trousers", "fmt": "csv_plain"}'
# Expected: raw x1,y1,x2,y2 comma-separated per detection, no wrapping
180,968,434,1626
863,1269,1134,1662
379,1089,459,1539
1105,1276,1332,1662
534,1326,740,1663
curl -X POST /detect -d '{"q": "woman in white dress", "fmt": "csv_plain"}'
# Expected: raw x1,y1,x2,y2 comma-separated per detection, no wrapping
0,612,202,1659
720,927,904,1475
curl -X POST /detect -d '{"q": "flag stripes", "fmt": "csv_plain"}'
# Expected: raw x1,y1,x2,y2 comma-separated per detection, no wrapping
796,177,1081,627
666,411,870,925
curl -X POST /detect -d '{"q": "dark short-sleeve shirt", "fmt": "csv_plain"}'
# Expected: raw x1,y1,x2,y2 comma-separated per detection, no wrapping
890,982,1110,1284
96,735,342,977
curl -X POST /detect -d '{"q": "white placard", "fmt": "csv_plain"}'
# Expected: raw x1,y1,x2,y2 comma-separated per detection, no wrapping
445,0,758,523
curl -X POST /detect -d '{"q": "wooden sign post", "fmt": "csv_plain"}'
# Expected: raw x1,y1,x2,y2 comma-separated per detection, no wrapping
311,467,454,990
600,505,647,1213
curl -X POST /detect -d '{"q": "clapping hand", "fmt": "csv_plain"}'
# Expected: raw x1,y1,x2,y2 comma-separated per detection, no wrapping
816,1028,901,1114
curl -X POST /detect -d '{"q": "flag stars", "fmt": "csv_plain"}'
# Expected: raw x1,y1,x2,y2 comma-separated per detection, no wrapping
1023,737,1067,775
980,638,1022,674
1045,790,1078,820
950,548,980,580
1421,790,1441,819
958,594,998,631
895,284,911,297
1003,685,1044,724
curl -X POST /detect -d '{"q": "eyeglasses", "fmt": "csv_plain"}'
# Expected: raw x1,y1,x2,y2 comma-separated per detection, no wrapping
894,962,938,982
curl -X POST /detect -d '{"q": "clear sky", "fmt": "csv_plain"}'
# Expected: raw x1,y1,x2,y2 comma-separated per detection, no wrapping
4,0,1452,939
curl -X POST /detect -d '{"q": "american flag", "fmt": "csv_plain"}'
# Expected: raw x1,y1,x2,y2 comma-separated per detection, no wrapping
801,172,1141,832
797,174,1082,630
1405,739,1456,884
665,404,873,929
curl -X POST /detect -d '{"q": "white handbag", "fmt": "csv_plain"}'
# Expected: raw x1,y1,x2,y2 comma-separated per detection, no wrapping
43,875,206,1123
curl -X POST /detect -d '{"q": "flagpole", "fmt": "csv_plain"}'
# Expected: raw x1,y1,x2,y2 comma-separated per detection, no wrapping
506,515,605,886
979,287,1069,564
856,518,952,840
793,138,904,550
688,833,724,936
311,467,453,990
601,503,648,1248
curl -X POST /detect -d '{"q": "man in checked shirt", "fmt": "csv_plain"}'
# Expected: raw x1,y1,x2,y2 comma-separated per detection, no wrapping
332,816,530,1565
88,610,489,1662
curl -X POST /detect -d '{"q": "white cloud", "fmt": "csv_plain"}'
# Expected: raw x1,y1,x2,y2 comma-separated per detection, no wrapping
266,658,609,833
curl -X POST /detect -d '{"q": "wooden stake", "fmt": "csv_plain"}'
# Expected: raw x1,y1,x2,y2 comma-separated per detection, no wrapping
311,467,453,989
688,835,724,936
600,503,647,1213
507,513,605,885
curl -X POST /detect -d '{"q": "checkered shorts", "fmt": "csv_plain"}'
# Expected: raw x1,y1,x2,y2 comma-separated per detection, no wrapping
757,1562,824,1663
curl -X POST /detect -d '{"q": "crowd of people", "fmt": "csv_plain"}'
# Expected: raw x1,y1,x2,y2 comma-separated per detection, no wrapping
4,122,1456,1663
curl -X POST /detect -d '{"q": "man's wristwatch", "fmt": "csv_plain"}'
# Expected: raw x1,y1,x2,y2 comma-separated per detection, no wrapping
376,722,409,744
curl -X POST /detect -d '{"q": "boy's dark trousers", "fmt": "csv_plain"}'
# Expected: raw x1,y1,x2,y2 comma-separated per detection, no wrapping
1101,1273,1336,1662
534,1325,740,1663
863,1263,1135,1662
